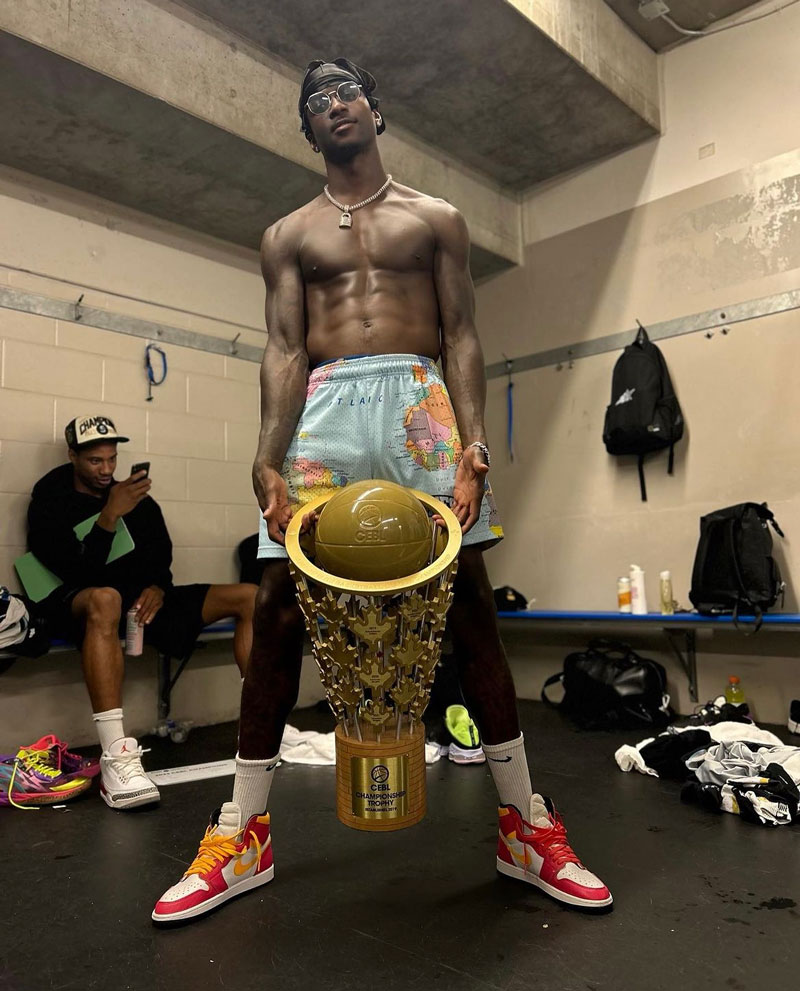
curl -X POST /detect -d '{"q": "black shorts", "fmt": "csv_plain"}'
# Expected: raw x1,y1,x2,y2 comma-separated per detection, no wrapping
42,583,212,659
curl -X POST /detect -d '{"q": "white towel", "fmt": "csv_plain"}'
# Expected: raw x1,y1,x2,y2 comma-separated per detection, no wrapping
279,724,442,766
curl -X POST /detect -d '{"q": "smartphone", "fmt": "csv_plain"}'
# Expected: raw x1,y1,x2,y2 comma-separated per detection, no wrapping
131,461,151,479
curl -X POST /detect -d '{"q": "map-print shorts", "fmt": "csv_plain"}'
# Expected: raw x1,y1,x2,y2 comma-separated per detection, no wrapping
257,353,504,559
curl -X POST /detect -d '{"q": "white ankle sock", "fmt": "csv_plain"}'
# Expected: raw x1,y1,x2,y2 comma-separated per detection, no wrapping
93,708,125,753
482,733,536,816
232,752,280,824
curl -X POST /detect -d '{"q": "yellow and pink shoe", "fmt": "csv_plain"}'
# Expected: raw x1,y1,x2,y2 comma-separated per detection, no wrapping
26,734,101,781
497,797,612,909
0,747,92,808
152,803,273,923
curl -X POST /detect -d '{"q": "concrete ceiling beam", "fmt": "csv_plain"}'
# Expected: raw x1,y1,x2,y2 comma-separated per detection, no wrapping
0,0,523,277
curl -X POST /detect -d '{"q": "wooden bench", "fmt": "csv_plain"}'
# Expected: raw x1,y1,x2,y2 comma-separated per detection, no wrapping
496,610,800,702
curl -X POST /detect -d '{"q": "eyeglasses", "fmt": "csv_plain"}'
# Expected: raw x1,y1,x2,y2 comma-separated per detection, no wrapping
305,80,362,116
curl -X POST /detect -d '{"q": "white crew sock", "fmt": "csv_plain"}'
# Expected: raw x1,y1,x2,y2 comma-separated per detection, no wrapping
93,707,126,753
482,733,548,824
232,752,281,824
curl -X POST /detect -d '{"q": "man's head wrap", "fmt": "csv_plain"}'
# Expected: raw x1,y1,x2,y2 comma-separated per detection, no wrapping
298,58,385,142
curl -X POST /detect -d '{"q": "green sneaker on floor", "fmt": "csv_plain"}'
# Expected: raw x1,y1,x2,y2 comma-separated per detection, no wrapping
444,705,486,765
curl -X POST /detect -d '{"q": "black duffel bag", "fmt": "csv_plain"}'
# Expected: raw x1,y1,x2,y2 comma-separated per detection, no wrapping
542,639,672,731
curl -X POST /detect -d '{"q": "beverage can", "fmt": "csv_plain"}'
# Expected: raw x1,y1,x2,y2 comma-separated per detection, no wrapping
617,577,632,613
125,607,144,656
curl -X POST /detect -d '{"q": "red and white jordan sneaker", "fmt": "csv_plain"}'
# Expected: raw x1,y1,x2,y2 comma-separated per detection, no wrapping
497,797,612,909
152,803,273,923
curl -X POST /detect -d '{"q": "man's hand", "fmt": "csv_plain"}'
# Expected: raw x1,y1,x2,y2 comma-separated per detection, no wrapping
98,471,151,531
134,585,165,625
451,445,489,535
254,462,293,545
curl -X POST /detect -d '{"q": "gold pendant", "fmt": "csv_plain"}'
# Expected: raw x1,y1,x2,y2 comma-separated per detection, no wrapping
339,211,352,229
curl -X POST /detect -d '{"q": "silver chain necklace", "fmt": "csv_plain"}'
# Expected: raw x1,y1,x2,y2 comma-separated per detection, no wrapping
323,174,393,229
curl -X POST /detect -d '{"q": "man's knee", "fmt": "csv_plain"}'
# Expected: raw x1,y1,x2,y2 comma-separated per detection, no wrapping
253,565,303,638
84,587,123,625
234,582,257,618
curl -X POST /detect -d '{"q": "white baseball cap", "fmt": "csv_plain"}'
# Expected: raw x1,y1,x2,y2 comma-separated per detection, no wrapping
65,414,130,450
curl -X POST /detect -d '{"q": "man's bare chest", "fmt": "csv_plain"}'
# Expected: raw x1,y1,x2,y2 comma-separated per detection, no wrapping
299,207,435,283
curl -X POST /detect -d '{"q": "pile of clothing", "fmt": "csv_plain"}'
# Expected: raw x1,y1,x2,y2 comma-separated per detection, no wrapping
615,701,800,827
0,735,99,809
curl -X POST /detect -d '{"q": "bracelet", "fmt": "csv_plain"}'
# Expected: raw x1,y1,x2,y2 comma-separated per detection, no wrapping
465,441,491,467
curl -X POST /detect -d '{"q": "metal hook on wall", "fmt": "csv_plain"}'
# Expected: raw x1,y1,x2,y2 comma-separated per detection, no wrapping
145,343,168,402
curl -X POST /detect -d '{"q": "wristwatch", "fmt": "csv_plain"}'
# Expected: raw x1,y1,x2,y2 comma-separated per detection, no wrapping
465,441,491,467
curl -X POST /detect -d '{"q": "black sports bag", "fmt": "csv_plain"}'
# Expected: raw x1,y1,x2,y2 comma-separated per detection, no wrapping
542,639,672,731
689,502,785,630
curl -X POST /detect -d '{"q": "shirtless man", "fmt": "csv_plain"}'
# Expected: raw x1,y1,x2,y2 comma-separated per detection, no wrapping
152,58,611,923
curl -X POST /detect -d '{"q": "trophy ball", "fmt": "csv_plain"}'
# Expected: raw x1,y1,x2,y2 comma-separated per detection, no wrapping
314,480,433,581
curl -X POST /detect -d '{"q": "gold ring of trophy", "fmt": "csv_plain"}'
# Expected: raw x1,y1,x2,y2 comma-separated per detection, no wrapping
284,479,462,831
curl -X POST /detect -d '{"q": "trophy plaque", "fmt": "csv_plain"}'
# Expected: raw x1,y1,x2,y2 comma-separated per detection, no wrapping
284,480,461,831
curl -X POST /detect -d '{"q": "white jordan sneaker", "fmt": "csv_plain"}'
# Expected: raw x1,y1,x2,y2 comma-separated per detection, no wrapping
100,737,160,810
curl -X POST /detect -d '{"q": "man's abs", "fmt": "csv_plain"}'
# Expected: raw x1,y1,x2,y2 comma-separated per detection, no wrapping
305,270,441,366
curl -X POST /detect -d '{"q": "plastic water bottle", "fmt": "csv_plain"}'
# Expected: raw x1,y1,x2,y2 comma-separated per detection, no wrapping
630,565,648,615
725,675,746,705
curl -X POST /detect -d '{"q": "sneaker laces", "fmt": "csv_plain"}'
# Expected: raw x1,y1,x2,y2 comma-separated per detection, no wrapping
104,746,150,785
16,748,63,781
4,760,39,812
525,815,582,870
25,735,68,772
185,826,263,878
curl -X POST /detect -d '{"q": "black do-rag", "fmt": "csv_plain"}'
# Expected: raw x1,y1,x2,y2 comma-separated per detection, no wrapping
299,57,385,141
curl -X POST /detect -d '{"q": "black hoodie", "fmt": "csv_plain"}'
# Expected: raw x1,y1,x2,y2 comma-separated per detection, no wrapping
27,463,173,602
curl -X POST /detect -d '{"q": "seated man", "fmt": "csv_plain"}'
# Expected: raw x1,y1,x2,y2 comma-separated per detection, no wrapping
27,414,257,811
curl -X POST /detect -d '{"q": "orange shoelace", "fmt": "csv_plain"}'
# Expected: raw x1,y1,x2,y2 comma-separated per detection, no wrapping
185,827,263,877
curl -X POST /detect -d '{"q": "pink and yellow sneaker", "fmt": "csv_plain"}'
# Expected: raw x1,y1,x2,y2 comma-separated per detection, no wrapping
26,734,101,780
152,803,273,923
0,750,91,807
497,796,613,909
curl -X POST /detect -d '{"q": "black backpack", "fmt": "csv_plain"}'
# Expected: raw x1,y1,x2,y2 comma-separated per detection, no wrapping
542,639,672,731
689,502,785,630
603,323,684,501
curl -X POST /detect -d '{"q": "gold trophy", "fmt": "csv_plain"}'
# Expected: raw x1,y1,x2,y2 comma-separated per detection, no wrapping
284,480,461,831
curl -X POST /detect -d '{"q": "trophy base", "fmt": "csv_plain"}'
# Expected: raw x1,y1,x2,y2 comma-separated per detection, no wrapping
334,724,426,831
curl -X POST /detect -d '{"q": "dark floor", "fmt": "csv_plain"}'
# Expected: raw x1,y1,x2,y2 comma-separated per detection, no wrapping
3,701,798,991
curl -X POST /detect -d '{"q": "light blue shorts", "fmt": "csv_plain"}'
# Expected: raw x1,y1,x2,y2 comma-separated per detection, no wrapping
257,353,503,559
